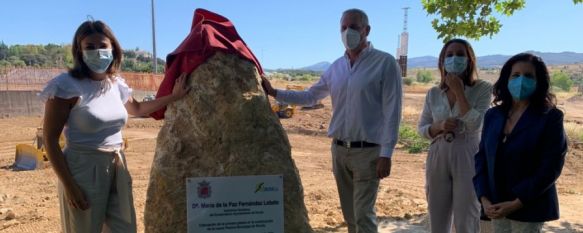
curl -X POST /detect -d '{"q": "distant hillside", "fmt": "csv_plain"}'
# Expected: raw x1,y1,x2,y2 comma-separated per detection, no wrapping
408,56,438,68
408,51,583,68
300,61,331,72
296,51,583,70
527,51,583,66
477,55,511,67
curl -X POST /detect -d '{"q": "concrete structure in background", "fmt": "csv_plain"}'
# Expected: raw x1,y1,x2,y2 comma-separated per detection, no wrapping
0,91,43,117
396,7,409,77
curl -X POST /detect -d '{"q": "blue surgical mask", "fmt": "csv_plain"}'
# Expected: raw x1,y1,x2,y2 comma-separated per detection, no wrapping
444,56,468,74
508,76,537,100
82,49,113,74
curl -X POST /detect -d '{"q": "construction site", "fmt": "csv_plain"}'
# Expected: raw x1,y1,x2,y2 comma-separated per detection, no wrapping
1,4,582,232
0,65,582,232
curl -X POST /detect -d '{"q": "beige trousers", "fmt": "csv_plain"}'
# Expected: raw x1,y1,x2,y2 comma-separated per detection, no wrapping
426,134,481,233
59,144,136,233
332,143,381,233
492,218,543,233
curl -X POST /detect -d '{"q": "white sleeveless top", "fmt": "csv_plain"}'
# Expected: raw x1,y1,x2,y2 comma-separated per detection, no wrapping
39,73,132,147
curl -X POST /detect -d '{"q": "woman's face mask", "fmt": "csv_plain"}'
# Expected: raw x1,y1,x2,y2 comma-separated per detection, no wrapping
444,56,468,74
82,49,113,74
443,42,469,75
507,61,538,101
508,75,537,100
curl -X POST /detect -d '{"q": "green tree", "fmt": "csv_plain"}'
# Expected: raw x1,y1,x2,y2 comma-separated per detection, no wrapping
422,0,582,41
10,59,26,67
8,45,23,57
0,41,8,60
137,54,152,63
63,45,74,68
290,74,316,81
551,71,573,91
0,60,11,67
268,72,290,80
122,59,137,71
572,73,583,93
572,73,583,85
123,50,137,59
7,56,23,65
0,43,164,72
21,53,49,67
416,70,433,83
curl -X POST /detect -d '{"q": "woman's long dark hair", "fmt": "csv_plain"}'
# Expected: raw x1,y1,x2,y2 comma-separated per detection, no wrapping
493,53,556,112
438,38,478,89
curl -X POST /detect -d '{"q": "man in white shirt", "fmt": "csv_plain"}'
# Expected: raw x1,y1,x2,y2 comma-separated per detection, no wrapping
262,8,402,233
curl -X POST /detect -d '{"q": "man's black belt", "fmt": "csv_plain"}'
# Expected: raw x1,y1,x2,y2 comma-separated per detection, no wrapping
334,139,379,149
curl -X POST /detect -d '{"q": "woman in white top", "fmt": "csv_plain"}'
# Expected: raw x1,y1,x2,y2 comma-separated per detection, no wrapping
417,38,493,233
40,20,189,233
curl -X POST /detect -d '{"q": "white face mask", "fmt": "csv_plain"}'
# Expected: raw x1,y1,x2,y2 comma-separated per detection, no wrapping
342,28,361,50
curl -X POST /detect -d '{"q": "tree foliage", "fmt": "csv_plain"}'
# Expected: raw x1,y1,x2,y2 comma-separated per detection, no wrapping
403,77,414,86
0,42,164,73
268,71,319,82
551,71,573,91
416,70,433,83
422,0,582,41
271,69,322,77
267,69,322,82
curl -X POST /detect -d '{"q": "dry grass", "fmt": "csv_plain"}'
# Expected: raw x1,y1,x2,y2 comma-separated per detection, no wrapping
564,121,583,143
403,83,432,94
402,106,421,126
402,106,421,117
555,91,579,102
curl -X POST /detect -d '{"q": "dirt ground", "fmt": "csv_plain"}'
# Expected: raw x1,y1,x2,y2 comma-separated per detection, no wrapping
0,83,582,232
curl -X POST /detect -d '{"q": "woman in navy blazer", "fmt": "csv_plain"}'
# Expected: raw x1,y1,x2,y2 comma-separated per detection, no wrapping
473,53,567,232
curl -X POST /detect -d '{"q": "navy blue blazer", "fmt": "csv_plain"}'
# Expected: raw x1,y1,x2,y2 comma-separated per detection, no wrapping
473,105,567,222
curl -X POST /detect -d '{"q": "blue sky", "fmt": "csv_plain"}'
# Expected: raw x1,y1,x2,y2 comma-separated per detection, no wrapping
1,0,582,69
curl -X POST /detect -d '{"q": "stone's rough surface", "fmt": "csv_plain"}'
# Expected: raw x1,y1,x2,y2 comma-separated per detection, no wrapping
144,52,313,233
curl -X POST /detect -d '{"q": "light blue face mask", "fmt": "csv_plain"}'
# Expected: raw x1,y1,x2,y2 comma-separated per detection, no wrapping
444,56,468,74
82,49,113,74
508,75,537,100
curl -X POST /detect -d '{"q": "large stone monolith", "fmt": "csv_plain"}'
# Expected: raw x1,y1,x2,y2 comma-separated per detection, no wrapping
144,52,313,233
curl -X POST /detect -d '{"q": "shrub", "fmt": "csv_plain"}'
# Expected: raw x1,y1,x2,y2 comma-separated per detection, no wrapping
403,77,414,86
398,124,430,154
416,70,433,83
551,71,573,92
268,72,291,80
0,60,11,67
296,74,317,82
564,122,583,143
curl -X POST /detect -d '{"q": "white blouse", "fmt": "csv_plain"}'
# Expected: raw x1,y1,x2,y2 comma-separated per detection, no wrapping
417,79,493,140
40,73,132,148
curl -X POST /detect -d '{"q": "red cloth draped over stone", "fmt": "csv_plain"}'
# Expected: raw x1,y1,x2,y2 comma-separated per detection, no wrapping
150,8,264,119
